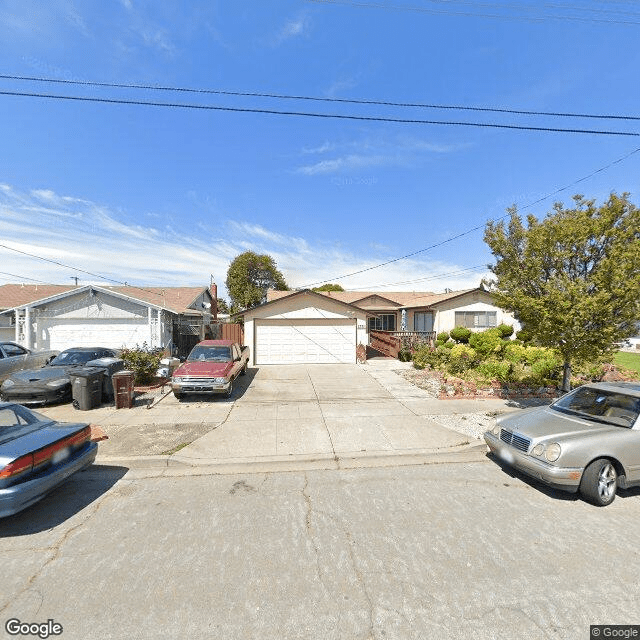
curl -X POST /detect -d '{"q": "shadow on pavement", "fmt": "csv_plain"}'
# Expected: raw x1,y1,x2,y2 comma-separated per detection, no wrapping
0,465,128,536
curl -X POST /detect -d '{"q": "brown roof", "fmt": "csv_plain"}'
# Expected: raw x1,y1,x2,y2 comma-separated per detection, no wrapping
266,288,480,309
0,284,210,315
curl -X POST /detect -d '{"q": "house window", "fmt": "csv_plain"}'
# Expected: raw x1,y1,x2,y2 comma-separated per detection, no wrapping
454,311,497,329
414,312,434,333
368,314,396,331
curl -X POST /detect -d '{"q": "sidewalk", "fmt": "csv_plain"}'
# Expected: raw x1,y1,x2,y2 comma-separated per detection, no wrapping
38,361,513,473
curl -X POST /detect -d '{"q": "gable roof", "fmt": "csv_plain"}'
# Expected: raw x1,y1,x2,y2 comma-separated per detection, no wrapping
266,288,482,309
0,283,212,316
239,289,372,318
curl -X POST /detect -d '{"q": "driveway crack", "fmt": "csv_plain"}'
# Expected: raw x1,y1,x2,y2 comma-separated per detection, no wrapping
306,369,340,468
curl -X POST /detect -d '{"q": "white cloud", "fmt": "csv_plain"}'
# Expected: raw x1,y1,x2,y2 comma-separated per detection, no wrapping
272,12,310,45
297,154,393,176
0,185,486,298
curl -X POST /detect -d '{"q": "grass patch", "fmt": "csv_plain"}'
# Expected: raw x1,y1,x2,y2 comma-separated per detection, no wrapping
160,442,191,456
613,351,640,377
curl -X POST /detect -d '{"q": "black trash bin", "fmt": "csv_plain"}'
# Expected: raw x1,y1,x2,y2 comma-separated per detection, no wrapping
70,367,105,411
86,357,125,402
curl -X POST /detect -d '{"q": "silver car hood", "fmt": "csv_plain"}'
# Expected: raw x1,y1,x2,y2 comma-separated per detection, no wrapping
498,406,618,440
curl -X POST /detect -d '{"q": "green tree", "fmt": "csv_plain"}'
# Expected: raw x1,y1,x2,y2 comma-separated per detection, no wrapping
225,251,289,312
216,298,230,314
484,193,640,390
311,284,345,292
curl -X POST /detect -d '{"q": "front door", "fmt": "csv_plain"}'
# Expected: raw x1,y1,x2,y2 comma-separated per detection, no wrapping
414,312,433,332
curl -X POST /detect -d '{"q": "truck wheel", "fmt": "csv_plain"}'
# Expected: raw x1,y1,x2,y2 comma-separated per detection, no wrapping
225,380,234,398
580,458,617,507
173,391,182,401
240,364,247,376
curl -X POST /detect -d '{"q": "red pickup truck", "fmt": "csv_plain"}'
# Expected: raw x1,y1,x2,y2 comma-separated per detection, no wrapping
171,340,250,400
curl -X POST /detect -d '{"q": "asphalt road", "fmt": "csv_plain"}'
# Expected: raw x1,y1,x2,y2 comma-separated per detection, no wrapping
1,460,639,640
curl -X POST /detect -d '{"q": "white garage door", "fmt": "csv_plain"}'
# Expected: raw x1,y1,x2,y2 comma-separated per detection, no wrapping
255,319,356,364
42,318,149,351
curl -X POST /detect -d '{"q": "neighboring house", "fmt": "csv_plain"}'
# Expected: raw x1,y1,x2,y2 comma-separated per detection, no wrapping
0,283,218,358
240,286,519,366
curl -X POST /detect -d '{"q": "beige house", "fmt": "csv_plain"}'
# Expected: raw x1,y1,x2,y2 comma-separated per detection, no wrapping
240,286,519,365
267,287,520,336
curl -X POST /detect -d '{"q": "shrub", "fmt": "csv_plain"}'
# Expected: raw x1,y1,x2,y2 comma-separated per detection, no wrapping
477,359,513,383
413,344,450,370
450,326,472,343
503,342,528,364
497,324,514,338
120,345,163,384
398,348,412,362
446,344,478,375
443,341,455,349
437,331,450,342
468,328,503,358
516,328,533,343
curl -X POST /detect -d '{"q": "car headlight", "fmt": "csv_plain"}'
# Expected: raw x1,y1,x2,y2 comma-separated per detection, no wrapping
46,379,68,388
172,377,183,383
212,377,227,384
532,444,545,457
545,443,561,462
2,379,15,388
491,425,500,436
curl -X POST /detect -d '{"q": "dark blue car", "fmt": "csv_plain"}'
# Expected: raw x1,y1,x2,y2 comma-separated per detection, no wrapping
0,402,98,517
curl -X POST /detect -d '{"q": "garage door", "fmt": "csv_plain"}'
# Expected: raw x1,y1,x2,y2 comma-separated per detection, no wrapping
255,319,356,364
42,318,149,351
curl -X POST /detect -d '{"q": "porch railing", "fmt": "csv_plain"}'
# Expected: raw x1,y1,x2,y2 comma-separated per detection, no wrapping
370,330,436,358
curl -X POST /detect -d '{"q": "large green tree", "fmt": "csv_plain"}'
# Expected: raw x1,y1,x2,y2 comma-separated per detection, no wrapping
484,193,640,390
225,251,289,312
312,284,345,292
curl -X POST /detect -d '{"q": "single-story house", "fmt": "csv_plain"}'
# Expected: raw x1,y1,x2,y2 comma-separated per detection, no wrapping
240,286,519,366
0,283,218,357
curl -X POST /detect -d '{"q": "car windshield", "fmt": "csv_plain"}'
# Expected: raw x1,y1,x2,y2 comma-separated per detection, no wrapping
552,387,640,428
187,346,232,362
49,350,102,366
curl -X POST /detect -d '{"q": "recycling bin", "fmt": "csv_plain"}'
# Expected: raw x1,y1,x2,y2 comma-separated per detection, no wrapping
87,357,125,402
112,370,135,409
70,367,105,411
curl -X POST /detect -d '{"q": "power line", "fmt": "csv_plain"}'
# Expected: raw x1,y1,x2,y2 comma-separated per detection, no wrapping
299,144,640,287
344,265,487,290
307,0,640,25
0,271,50,284
0,243,167,301
0,89,638,137
1,74,639,122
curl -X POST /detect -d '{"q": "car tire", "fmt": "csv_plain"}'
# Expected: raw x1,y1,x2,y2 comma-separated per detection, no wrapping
173,391,182,401
225,379,234,399
580,458,618,507
240,364,247,376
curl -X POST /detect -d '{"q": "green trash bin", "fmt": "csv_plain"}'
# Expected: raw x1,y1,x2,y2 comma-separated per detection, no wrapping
70,367,105,411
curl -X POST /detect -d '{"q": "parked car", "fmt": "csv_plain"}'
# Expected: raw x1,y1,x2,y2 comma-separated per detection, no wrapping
0,402,99,517
0,342,58,383
171,340,250,400
484,382,640,506
0,347,117,406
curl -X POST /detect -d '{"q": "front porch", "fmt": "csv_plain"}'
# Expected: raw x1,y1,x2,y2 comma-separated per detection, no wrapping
369,330,436,358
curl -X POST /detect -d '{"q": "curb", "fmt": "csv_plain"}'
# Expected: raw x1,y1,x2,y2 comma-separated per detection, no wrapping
94,441,489,474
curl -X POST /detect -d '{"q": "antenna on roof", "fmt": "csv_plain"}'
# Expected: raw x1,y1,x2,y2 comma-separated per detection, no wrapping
70,276,79,286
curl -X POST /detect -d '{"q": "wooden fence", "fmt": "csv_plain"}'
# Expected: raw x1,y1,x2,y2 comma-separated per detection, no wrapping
220,323,244,344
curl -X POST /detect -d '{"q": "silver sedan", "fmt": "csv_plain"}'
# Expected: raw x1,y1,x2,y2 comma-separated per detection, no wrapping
484,382,640,506
0,342,58,383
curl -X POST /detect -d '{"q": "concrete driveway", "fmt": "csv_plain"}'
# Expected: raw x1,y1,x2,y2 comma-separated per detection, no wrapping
172,364,473,470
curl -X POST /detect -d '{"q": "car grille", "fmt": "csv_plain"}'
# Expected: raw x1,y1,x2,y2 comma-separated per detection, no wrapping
499,429,531,453
179,377,215,384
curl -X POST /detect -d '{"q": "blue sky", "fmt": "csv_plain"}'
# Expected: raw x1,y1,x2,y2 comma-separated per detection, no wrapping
1,0,639,301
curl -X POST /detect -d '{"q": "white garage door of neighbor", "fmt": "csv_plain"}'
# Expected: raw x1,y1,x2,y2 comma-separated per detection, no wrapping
255,319,356,364
43,318,148,351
